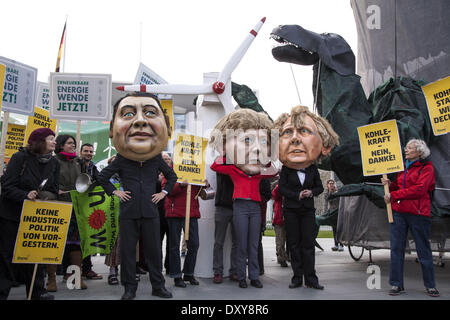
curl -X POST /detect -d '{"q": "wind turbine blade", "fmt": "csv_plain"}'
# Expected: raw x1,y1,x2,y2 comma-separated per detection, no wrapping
218,93,236,114
217,17,266,84
116,84,213,95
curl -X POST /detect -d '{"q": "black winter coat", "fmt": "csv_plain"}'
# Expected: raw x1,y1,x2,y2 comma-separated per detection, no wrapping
0,148,60,222
97,153,177,220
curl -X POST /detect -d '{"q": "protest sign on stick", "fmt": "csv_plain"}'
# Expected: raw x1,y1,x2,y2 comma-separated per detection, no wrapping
173,133,208,240
12,200,72,299
4,123,25,159
23,107,57,146
421,76,450,136
357,120,404,223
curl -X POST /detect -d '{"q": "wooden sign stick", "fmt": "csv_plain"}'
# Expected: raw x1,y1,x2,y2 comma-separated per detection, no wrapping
0,111,10,175
27,264,38,300
184,184,191,241
383,174,394,223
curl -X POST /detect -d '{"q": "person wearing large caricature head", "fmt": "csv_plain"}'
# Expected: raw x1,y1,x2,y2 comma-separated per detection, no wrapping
274,105,339,291
97,92,177,300
210,108,277,289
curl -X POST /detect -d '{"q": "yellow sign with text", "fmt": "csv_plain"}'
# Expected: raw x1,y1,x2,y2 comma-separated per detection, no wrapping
422,76,450,136
13,200,72,264
5,124,26,159
23,107,57,145
357,120,404,176
0,63,5,113
160,99,174,139
173,133,208,185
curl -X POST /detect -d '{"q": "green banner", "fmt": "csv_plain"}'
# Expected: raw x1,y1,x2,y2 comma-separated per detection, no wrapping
71,184,119,259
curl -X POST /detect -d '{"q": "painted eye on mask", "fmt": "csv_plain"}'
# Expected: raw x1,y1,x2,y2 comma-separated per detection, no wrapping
145,109,157,117
123,111,135,118
281,128,293,137
299,127,313,136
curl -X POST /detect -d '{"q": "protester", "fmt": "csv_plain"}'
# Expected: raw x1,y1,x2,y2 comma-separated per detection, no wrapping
323,179,343,252
212,172,238,284
159,152,172,272
0,128,59,300
97,92,177,300
54,134,88,290
78,143,103,280
163,178,202,288
103,155,121,285
258,179,272,275
274,105,339,290
381,139,439,297
272,184,289,267
210,108,277,289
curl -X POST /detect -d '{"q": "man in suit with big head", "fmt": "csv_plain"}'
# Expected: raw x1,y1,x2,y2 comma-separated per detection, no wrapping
274,105,339,290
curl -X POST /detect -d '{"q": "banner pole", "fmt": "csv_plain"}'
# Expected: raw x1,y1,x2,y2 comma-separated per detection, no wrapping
383,174,394,223
27,264,38,300
76,120,81,152
0,111,10,175
184,184,191,241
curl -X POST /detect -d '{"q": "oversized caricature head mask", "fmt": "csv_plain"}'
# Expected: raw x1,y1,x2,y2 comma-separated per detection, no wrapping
110,92,171,162
210,109,273,175
273,105,339,170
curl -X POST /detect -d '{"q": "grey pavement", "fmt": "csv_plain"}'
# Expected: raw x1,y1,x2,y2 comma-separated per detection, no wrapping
7,237,450,301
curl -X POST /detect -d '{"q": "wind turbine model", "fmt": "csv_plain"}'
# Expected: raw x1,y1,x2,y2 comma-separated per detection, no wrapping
116,17,266,114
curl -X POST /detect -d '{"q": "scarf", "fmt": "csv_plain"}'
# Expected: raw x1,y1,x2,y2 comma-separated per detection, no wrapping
59,151,77,161
36,153,53,164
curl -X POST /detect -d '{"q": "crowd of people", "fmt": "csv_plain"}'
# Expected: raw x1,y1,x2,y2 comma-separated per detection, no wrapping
0,92,440,300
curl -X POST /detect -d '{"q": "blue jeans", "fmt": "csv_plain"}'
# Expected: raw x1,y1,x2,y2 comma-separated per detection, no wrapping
233,199,261,281
389,211,435,289
167,218,199,278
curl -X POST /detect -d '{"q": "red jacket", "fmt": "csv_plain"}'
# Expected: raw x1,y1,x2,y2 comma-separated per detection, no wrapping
210,156,276,202
389,160,435,217
272,185,283,226
162,179,201,219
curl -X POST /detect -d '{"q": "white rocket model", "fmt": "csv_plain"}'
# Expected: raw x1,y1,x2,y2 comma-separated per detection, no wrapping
117,17,266,113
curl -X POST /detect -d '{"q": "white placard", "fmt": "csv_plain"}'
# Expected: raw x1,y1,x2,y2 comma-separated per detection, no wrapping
49,73,112,121
0,56,37,116
134,63,171,99
35,82,50,110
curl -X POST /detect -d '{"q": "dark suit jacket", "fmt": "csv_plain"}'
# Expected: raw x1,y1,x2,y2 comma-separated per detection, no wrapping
278,164,323,210
97,153,177,220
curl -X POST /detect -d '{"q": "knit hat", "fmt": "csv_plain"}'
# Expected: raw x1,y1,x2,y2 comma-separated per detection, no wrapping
28,128,55,145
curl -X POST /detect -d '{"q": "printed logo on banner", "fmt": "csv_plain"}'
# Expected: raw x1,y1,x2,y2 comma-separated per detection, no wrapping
421,76,450,136
173,133,208,185
71,185,120,259
13,200,72,264
49,73,112,121
160,99,174,139
357,120,404,176
0,56,37,116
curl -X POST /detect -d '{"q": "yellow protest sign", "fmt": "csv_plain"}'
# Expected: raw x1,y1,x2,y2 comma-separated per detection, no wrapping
0,63,5,113
357,120,404,176
173,133,208,185
421,76,450,136
5,123,26,159
160,99,174,139
23,107,57,145
13,200,72,264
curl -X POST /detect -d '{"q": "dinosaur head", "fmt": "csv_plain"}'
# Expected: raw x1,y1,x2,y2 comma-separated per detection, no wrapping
270,24,355,76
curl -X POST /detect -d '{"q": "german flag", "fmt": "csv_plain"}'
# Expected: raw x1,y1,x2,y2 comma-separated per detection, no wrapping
55,21,66,72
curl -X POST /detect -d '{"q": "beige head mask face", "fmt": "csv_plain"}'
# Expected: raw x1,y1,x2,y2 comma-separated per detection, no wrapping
276,106,339,170
110,95,169,162
210,109,273,175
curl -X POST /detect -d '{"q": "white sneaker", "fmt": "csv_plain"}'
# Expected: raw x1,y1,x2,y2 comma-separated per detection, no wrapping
338,244,344,252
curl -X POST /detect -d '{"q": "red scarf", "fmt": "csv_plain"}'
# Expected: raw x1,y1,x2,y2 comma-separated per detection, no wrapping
59,151,77,161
